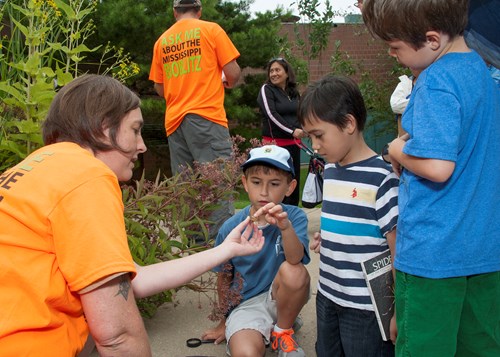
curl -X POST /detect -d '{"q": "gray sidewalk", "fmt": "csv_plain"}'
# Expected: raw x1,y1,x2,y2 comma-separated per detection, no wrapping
143,207,321,357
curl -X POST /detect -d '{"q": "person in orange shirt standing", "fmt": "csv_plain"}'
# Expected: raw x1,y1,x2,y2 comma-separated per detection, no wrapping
150,0,241,240
149,0,241,176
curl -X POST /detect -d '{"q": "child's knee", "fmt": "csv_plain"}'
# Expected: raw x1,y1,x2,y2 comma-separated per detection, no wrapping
278,261,310,290
229,329,266,357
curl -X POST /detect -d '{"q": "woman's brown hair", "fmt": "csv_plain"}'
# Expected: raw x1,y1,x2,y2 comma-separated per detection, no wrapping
42,74,140,153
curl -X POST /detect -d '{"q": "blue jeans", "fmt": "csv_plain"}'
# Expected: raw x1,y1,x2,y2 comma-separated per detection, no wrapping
315,291,394,357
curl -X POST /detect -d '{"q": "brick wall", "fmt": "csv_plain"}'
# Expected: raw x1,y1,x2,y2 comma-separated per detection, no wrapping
279,23,396,84
276,22,399,155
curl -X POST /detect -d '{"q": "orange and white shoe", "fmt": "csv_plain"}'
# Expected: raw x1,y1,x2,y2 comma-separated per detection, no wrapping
270,328,305,357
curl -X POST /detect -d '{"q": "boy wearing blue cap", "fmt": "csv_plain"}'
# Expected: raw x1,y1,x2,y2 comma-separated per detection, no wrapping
202,145,310,357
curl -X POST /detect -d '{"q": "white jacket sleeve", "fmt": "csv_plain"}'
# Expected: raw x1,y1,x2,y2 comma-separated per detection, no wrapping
390,75,413,115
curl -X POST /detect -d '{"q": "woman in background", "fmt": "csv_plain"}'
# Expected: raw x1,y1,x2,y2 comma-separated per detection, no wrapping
257,57,305,206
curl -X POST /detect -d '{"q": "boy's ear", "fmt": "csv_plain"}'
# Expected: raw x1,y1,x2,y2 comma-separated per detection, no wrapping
345,114,357,135
241,175,250,193
425,31,441,51
285,178,298,197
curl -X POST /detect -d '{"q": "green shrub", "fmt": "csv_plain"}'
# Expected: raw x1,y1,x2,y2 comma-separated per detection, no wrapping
0,0,139,170
123,136,252,317
140,97,165,125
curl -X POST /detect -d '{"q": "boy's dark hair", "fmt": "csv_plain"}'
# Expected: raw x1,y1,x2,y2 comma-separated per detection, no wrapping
42,74,140,153
298,74,367,131
266,58,299,98
173,0,201,14
243,164,293,183
174,6,201,14
362,0,468,49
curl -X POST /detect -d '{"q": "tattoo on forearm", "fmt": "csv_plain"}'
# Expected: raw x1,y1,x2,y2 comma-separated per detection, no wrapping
115,276,130,301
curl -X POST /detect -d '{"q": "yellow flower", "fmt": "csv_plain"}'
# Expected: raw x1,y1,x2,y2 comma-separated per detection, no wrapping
47,0,57,9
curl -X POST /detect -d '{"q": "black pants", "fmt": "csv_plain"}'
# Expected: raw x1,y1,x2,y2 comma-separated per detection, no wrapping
281,143,301,206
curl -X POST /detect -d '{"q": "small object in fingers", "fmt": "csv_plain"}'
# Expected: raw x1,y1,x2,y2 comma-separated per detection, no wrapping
257,222,270,230
250,214,269,229
186,338,216,348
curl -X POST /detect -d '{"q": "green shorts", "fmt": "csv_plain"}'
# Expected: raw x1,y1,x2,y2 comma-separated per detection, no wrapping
395,270,500,357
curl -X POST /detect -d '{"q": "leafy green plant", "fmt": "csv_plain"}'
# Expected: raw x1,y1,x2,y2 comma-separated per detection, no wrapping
272,0,337,85
140,97,165,125
294,0,336,60
122,135,254,317
226,84,262,149
0,0,140,170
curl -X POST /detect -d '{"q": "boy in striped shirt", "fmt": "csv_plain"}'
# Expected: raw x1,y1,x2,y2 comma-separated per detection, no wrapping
298,75,399,357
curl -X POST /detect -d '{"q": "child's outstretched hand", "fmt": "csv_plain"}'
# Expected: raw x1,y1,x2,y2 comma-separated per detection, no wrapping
221,217,265,257
310,231,321,253
252,202,291,231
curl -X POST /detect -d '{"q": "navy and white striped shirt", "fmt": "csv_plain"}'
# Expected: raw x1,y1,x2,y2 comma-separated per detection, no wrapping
318,156,399,311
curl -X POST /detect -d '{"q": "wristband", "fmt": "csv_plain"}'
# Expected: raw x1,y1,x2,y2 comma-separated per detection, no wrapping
381,143,391,164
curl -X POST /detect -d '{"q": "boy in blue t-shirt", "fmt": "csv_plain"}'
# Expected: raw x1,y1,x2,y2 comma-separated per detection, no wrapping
202,145,310,357
298,74,399,357
363,0,500,355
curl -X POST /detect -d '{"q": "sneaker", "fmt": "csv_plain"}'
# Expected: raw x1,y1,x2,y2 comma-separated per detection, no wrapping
292,316,303,333
270,328,305,357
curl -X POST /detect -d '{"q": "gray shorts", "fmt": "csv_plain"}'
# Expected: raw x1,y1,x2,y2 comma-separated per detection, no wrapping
226,287,277,346
168,113,232,175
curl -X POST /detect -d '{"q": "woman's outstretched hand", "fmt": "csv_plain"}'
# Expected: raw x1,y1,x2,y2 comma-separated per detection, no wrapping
221,217,265,257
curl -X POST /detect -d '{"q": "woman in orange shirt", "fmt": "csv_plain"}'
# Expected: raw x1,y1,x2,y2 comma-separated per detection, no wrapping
0,74,263,357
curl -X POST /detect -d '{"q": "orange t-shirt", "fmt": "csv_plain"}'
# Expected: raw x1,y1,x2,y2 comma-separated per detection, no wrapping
0,142,136,357
149,18,240,135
